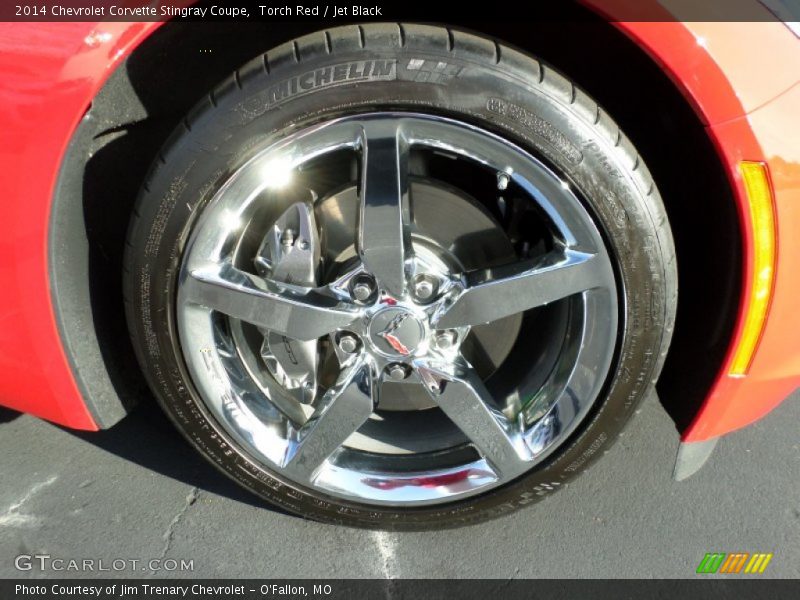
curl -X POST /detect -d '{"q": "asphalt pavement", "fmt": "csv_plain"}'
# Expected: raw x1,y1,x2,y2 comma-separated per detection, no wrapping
0,389,798,579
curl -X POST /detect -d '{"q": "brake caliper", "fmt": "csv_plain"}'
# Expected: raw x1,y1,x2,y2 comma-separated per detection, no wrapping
255,202,321,403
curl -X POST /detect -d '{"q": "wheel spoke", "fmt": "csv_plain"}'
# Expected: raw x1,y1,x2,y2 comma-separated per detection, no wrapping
433,249,609,329
415,359,531,478
358,120,412,297
181,263,359,341
282,359,375,482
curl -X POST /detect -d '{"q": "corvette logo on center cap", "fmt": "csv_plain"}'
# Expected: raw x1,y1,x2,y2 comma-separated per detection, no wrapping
369,307,425,357
377,312,412,355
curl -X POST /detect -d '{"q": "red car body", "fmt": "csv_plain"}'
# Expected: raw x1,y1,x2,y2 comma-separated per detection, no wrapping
0,3,798,457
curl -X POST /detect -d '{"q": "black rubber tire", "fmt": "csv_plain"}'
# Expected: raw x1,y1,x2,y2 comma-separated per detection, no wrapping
123,23,677,530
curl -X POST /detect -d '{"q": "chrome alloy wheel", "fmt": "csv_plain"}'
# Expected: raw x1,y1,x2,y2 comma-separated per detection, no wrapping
176,113,618,506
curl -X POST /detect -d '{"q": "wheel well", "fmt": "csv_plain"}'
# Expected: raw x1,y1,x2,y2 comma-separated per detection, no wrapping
478,13,742,432
67,7,740,431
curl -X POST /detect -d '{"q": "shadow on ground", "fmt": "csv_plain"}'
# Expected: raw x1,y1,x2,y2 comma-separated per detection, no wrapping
65,398,279,512
0,406,20,424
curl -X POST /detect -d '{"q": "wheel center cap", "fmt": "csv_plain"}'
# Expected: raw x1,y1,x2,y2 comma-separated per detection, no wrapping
368,307,426,357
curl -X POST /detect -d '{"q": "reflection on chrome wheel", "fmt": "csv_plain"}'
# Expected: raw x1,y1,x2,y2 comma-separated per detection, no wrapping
176,114,618,506
124,24,675,528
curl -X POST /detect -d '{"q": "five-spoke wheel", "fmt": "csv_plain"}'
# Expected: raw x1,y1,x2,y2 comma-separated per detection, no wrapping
177,115,618,505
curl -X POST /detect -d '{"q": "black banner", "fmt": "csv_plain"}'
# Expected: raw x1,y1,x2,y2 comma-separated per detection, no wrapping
2,0,799,22
4,580,800,600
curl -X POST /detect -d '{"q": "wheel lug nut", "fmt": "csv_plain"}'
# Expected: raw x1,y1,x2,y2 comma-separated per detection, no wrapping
337,333,359,354
350,275,376,303
352,282,373,302
386,363,410,381
434,330,458,351
413,274,438,301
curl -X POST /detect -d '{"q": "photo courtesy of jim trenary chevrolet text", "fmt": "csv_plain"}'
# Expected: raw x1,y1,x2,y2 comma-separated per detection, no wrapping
0,0,799,597
15,584,319,598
